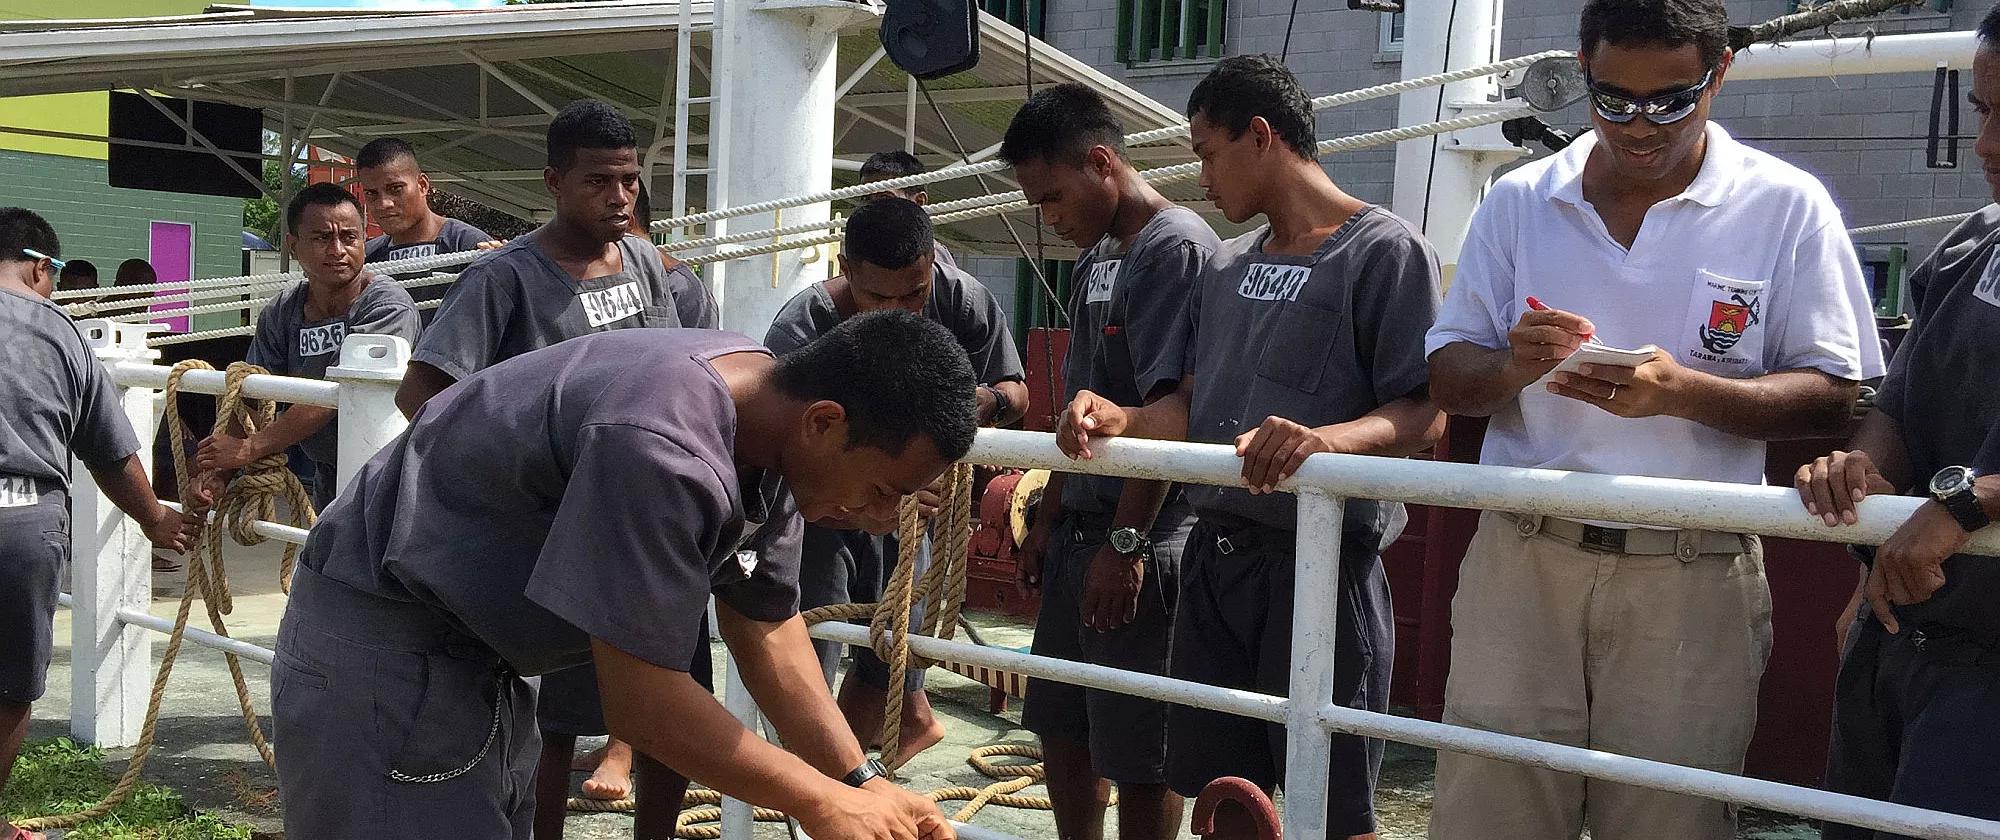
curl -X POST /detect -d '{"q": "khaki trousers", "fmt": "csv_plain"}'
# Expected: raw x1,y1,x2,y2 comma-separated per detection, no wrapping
1427,512,1773,840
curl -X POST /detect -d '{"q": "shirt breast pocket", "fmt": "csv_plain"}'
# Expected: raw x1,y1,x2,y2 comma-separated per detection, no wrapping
1680,270,1769,377
640,305,681,328
1255,300,1343,393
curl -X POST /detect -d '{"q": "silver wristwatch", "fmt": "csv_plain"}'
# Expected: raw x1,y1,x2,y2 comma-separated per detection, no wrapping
1107,527,1152,557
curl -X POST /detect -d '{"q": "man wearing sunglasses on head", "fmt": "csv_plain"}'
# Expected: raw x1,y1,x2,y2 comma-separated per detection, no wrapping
1422,1,1884,839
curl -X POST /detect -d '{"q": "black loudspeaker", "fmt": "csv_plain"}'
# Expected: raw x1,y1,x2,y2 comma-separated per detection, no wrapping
882,0,980,80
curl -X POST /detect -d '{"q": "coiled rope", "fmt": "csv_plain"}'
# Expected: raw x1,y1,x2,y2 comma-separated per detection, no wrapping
20,361,312,832
568,464,1090,837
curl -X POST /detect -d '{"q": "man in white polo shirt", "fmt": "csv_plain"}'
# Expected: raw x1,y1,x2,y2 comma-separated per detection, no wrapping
1422,1,1883,838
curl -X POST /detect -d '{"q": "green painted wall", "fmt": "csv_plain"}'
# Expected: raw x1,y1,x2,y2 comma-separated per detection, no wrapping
1,148,245,332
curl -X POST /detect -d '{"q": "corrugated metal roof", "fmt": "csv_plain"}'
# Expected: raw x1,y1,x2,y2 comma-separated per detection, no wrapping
0,1,1215,253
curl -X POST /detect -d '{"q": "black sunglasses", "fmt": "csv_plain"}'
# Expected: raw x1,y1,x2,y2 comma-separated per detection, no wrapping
1584,68,1715,125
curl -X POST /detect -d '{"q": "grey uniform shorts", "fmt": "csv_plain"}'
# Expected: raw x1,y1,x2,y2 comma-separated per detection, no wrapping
1165,515,1394,839
1020,509,1189,784
273,564,540,840
0,480,67,705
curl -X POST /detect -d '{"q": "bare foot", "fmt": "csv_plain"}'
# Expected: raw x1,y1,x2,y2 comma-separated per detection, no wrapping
579,739,634,801
882,692,947,769
572,744,608,773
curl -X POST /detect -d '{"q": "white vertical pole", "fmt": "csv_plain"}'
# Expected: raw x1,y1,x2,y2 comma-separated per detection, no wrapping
68,320,160,748
710,0,852,336
720,650,762,840
1388,0,1505,274
1283,488,1346,840
325,334,411,497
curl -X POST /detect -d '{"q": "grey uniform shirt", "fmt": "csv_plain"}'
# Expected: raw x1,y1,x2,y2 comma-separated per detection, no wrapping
1871,205,2000,633
365,217,493,266
1184,207,1442,533
303,329,802,675
0,287,140,487
933,242,959,271
764,261,1026,384
246,276,422,466
1061,206,1218,516
412,226,720,381
365,218,493,310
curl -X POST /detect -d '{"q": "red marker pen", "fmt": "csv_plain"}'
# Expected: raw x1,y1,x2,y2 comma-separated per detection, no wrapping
1525,296,1594,341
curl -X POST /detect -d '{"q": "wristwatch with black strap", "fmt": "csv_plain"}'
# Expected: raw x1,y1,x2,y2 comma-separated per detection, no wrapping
978,383,1011,426
1107,526,1153,558
841,756,888,788
1928,465,1991,533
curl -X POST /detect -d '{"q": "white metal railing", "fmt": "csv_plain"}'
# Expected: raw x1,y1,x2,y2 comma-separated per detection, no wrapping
65,323,2000,840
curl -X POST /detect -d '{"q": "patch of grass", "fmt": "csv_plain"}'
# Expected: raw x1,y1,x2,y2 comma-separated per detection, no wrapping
2,739,253,840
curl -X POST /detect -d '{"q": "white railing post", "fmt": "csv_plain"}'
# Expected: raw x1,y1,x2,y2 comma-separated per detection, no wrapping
720,647,761,840
325,334,411,498
68,319,162,747
1284,487,1346,840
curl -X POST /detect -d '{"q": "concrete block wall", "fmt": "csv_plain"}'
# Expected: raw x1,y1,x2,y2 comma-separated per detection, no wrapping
1041,0,1992,264
1,148,246,332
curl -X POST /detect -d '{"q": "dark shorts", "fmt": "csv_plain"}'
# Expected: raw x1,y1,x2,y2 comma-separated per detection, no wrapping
274,564,540,840
0,483,67,705
797,525,928,693
1165,515,1393,838
1021,509,1189,784
536,616,716,737
308,458,335,513
1823,616,2000,839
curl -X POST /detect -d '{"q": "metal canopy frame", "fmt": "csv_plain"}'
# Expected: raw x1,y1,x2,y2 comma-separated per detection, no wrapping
0,1,1206,254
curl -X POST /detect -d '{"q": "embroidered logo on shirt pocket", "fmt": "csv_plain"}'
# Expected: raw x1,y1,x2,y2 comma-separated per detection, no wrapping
1682,270,1767,375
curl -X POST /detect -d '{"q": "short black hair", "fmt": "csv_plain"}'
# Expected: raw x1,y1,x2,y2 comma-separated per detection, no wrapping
115,258,155,286
1186,55,1318,160
773,310,977,460
0,207,59,263
843,197,933,270
286,182,365,234
860,151,926,182
355,137,418,171
1580,0,1729,68
59,259,97,282
547,99,636,169
1000,82,1127,168
1981,1,2000,43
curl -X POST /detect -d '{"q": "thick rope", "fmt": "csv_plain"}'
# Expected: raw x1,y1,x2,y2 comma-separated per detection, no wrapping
19,361,313,832
1848,211,1977,236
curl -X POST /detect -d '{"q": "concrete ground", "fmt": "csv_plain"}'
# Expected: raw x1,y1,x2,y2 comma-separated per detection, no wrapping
29,533,1815,840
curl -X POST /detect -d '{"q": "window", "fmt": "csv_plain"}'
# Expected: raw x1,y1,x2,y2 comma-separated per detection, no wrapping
1115,0,1226,64
1856,245,1910,317
1379,11,1405,52
981,0,1046,38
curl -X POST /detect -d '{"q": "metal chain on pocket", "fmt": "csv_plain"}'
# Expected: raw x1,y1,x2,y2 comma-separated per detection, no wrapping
384,671,508,785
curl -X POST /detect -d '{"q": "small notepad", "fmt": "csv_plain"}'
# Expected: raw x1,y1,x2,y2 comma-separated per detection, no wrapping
1533,342,1660,389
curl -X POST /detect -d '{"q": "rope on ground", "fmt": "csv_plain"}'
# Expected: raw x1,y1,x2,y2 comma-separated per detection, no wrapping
566,744,1070,839
19,361,312,832
1848,211,1977,236
1729,0,1924,51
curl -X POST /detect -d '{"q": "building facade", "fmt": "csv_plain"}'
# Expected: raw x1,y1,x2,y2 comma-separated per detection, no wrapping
998,0,1984,316
0,0,250,333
